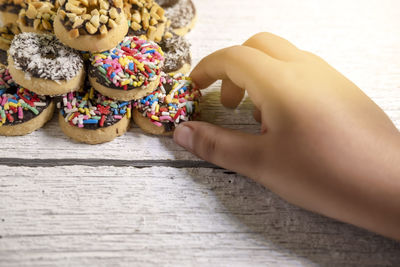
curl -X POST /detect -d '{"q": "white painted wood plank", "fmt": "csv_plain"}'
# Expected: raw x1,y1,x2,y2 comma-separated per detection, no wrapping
0,166,399,266
0,0,398,161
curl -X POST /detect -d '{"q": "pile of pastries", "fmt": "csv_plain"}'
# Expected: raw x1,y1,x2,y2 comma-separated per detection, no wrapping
0,0,200,144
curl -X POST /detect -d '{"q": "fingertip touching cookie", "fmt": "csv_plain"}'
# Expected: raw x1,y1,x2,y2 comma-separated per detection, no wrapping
88,36,164,101
132,72,201,136
0,67,55,136
156,0,196,36
54,0,129,52
8,32,85,96
57,86,131,144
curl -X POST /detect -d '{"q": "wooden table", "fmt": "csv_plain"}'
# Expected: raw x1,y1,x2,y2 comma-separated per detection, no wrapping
1,0,399,265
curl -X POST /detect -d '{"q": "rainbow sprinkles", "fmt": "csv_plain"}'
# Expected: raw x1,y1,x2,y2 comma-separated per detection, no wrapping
58,87,132,129
133,73,201,130
90,36,164,91
0,68,50,126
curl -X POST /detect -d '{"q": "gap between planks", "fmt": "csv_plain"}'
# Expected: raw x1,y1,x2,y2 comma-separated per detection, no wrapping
0,158,222,169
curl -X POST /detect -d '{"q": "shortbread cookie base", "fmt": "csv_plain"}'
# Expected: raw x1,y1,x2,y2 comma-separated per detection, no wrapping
132,108,173,136
89,74,161,101
172,15,197,36
0,100,55,136
58,112,131,144
8,55,85,96
0,12,18,26
168,62,191,75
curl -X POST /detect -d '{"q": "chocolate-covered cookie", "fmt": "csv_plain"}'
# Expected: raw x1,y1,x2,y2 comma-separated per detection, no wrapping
159,33,191,74
57,86,131,144
132,72,201,135
0,67,55,136
157,0,196,36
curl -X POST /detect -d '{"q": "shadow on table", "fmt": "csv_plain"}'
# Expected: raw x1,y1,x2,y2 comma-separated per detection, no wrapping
159,89,400,265
185,168,400,266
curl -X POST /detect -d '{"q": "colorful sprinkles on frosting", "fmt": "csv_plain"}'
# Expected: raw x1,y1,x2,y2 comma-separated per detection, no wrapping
90,36,164,91
58,87,132,129
133,73,201,129
0,68,49,126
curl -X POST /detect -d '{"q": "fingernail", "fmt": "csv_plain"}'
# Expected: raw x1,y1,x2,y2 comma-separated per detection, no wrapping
174,124,194,150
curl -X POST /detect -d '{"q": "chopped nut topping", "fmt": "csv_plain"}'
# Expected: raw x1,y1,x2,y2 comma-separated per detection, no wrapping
125,0,170,41
90,14,99,28
99,24,107,36
90,8,99,16
72,17,84,28
99,14,108,24
108,18,117,28
33,18,41,30
81,13,91,20
112,0,123,9
26,4,37,19
69,28,80,38
85,21,97,34
131,21,141,31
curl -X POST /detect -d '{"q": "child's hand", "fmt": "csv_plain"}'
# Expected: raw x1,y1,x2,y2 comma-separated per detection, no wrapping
173,32,400,240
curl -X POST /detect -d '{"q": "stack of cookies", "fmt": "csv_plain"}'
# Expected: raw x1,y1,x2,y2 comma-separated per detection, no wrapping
0,0,200,144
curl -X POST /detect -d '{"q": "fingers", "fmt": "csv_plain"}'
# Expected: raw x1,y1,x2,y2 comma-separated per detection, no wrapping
253,107,262,123
190,45,286,109
243,32,305,61
174,121,264,176
221,79,245,108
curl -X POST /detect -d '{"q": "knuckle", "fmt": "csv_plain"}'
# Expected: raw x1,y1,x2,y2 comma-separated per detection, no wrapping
192,126,218,162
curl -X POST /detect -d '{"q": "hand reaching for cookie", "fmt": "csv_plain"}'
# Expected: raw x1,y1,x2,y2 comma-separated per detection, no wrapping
173,32,400,240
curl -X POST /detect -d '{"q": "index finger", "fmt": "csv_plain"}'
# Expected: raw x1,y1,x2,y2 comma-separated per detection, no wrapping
190,45,288,109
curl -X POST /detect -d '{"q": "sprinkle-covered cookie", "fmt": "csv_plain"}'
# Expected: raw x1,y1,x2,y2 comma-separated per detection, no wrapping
89,36,164,101
132,72,201,135
0,67,55,136
57,85,132,144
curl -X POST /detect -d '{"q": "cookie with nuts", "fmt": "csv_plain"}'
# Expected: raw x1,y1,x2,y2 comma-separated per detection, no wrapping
0,0,26,25
18,1,57,34
0,23,20,66
124,0,170,43
156,0,196,36
54,0,129,52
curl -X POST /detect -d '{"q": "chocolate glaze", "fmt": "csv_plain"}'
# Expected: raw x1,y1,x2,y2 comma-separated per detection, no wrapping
159,33,191,73
57,81,129,130
155,0,179,8
127,28,147,37
88,64,143,91
0,49,7,66
1,86,52,126
0,4,21,14
9,33,83,81
134,74,200,132
60,1,122,36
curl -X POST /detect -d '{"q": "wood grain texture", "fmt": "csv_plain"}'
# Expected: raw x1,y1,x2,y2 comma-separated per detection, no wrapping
1,166,399,266
1,0,400,266
0,0,398,161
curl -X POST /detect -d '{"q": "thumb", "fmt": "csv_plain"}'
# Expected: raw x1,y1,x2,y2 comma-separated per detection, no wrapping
173,121,264,176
